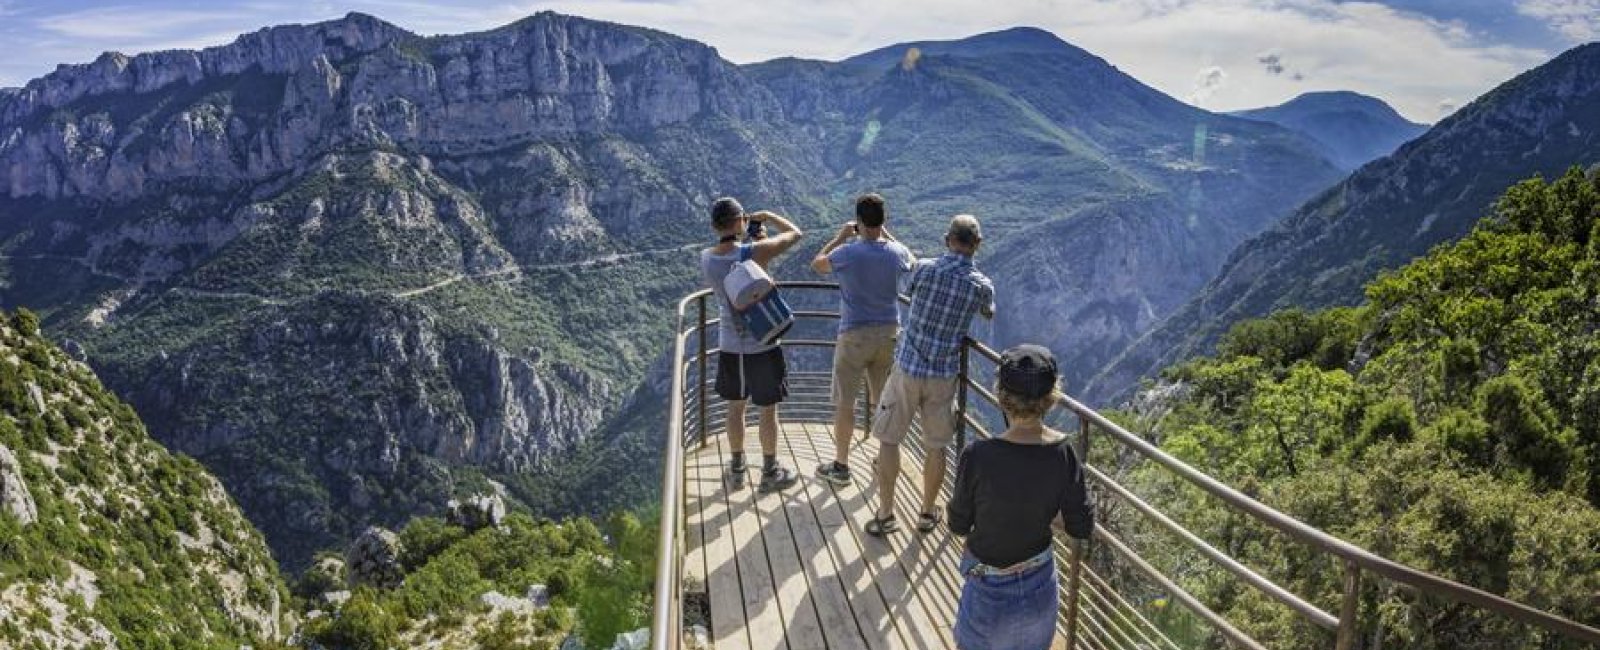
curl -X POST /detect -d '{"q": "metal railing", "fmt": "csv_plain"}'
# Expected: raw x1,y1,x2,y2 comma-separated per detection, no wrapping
651,282,1600,650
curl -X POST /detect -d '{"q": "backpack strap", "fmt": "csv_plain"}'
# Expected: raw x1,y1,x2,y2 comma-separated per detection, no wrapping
738,243,754,262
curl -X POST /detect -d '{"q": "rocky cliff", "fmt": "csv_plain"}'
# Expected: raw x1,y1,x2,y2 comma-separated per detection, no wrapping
0,11,824,567
0,309,288,648
0,14,1340,565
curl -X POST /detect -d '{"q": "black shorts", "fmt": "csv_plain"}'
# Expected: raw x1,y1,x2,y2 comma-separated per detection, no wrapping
715,348,788,407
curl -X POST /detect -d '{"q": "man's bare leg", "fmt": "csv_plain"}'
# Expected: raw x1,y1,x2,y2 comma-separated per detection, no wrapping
831,396,854,467
756,405,797,492
875,442,900,520
759,405,780,456
726,399,747,469
920,447,948,516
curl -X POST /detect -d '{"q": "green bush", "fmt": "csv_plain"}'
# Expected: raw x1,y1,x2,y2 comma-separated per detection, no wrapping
1138,170,1600,649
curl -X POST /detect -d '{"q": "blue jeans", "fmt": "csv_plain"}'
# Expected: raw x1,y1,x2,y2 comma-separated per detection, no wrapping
954,550,1058,650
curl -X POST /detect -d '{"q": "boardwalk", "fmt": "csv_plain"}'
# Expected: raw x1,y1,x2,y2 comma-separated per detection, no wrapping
681,421,1070,650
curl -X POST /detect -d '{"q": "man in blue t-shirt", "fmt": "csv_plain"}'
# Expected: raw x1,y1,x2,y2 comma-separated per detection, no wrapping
810,193,914,486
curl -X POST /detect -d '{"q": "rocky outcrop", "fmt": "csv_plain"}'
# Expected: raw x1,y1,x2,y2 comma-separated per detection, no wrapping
447,494,507,531
0,11,780,202
0,443,36,525
346,526,405,589
0,13,406,124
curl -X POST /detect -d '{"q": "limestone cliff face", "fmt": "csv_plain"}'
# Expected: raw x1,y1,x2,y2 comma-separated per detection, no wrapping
0,12,810,569
0,11,779,203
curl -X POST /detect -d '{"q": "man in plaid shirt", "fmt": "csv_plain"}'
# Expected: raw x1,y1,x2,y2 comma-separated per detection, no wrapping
865,214,995,536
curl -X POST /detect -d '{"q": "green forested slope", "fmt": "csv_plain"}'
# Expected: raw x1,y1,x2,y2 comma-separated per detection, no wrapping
1121,168,1600,648
300,512,654,650
0,309,289,649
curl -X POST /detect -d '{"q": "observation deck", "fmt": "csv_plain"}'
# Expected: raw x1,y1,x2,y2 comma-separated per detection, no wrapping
650,282,1600,650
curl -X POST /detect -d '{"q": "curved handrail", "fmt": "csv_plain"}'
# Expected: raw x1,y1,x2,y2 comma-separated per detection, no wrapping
963,337,1600,644
648,318,696,650
651,284,1600,649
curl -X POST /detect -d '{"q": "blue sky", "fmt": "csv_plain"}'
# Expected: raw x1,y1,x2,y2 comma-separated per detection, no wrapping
1,1,1594,122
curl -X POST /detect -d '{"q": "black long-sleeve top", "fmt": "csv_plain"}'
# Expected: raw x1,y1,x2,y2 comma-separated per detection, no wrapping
948,437,1094,568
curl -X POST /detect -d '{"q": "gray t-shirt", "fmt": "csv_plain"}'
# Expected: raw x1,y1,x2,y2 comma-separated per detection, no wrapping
701,245,773,355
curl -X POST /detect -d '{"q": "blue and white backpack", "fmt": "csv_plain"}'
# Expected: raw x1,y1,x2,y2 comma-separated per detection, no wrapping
722,244,794,346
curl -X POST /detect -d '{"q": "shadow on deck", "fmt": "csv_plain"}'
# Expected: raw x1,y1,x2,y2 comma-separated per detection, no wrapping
684,422,1055,650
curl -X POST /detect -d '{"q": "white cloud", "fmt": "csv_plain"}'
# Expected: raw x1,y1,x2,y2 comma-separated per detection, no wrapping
0,0,1566,123
37,7,244,40
465,0,1551,122
1517,0,1600,42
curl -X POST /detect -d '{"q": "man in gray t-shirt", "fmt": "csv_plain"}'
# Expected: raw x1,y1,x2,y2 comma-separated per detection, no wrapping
810,193,913,486
701,197,804,493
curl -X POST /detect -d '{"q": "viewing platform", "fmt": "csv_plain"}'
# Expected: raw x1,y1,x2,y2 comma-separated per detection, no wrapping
685,419,1004,650
651,283,1600,650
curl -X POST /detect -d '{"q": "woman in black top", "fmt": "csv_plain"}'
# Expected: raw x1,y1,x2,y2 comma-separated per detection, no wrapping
948,344,1094,650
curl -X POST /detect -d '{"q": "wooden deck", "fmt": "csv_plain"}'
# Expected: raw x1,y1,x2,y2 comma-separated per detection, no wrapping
681,421,999,650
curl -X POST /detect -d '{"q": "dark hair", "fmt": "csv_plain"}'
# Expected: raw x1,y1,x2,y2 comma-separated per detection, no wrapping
710,197,744,230
856,193,886,228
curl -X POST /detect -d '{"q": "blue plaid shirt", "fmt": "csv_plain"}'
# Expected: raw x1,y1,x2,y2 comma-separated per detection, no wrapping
895,253,995,378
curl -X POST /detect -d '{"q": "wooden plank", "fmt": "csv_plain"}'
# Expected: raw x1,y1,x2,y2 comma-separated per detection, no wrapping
695,435,754,650
830,422,958,650
751,428,828,649
795,422,952,650
722,431,790,650
880,438,968,631
785,422,913,650
775,423,875,650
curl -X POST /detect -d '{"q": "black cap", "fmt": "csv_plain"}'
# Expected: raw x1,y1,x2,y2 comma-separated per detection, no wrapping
711,197,744,229
998,344,1059,399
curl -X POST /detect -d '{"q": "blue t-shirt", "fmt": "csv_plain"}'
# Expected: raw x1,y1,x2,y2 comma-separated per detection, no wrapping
828,239,914,332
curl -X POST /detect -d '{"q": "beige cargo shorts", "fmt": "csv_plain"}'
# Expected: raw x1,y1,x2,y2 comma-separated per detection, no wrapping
870,370,959,449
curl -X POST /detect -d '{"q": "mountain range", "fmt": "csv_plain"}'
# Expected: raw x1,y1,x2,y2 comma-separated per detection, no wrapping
0,10,1497,568
1088,43,1600,402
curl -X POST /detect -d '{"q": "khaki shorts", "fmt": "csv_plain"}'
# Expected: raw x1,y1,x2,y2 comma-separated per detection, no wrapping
832,324,897,407
871,370,959,449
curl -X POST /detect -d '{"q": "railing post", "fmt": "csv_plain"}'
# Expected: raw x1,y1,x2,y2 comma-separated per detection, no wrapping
698,295,709,447
1064,412,1093,649
1336,560,1363,650
956,341,969,451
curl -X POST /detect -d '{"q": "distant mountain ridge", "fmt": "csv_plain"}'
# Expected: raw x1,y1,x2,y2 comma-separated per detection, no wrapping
751,27,1341,388
1231,91,1427,170
840,26,1098,69
1089,43,1600,403
0,13,1342,566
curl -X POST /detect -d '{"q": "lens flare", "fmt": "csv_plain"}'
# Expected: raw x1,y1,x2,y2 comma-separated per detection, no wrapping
901,47,922,72
856,119,882,155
